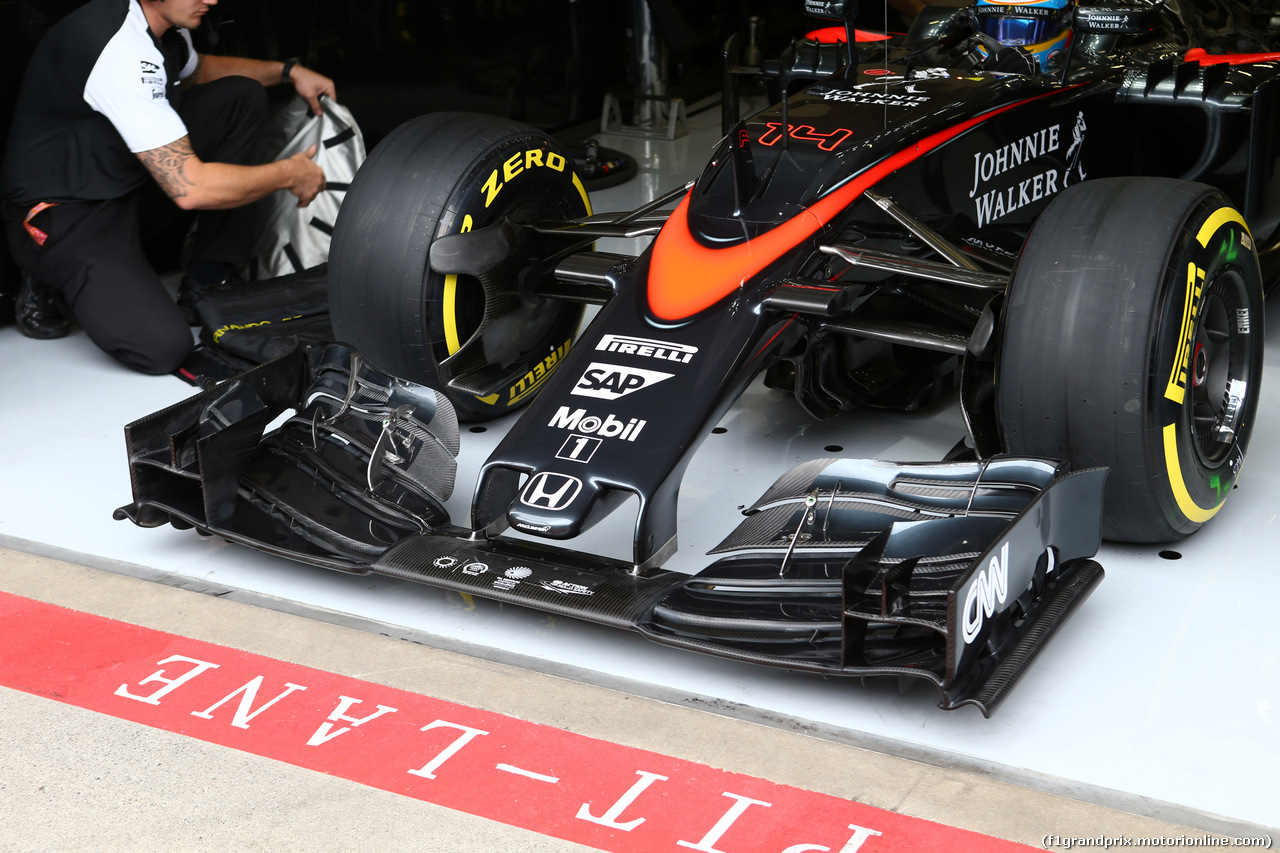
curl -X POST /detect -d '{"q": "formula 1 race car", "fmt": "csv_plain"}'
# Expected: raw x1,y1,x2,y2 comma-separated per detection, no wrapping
118,0,1278,714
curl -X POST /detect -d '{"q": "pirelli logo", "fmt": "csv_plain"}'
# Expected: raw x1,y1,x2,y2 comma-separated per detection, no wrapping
596,334,697,364
1164,262,1205,405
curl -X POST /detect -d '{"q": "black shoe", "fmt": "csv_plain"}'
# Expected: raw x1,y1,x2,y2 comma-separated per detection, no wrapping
15,275,69,340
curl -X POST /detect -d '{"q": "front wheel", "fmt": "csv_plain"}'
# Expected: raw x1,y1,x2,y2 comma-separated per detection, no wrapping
328,112,590,421
997,177,1264,542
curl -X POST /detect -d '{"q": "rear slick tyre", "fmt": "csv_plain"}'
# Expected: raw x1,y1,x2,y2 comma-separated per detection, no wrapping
997,177,1263,542
328,112,590,421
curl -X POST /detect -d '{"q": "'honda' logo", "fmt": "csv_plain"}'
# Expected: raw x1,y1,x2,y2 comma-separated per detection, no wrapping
519,473,583,511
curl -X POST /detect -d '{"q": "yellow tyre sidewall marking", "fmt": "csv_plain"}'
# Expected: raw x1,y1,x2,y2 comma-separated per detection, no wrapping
442,151,591,402
1195,207,1249,249
443,214,474,356
1162,423,1223,523
571,172,592,216
1162,205,1251,522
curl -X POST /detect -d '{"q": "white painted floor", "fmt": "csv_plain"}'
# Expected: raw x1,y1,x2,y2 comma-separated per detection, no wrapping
1,100,1276,832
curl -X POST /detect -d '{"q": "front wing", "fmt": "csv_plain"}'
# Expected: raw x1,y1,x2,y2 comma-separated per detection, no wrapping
116,344,1106,716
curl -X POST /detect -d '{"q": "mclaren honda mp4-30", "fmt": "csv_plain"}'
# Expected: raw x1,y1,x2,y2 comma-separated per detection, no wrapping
119,0,1280,714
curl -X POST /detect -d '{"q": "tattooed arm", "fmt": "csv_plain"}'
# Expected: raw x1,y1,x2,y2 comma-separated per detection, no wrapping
189,54,337,116
137,135,326,211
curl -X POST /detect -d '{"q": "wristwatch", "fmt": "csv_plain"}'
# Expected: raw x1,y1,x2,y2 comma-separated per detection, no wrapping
281,57,299,85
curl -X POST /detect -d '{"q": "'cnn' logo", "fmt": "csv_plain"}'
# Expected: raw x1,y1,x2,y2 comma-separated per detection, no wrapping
961,541,1009,645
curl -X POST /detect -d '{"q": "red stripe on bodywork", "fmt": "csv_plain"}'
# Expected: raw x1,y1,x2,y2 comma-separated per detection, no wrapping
647,92,1061,321
752,315,797,361
1184,47,1280,66
806,26,893,43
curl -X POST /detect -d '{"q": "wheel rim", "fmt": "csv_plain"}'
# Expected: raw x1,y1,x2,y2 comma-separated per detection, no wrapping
441,198,576,359
1187,267,1254,469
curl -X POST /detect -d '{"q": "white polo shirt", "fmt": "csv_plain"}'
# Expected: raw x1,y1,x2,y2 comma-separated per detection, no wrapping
1,0,199,205
84,0,197,153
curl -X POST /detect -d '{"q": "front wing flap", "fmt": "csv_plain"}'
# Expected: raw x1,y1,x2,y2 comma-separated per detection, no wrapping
117,344,1105,716
645,457,1106,716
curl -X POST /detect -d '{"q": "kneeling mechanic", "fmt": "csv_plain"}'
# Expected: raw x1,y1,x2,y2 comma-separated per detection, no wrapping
1,0,332,374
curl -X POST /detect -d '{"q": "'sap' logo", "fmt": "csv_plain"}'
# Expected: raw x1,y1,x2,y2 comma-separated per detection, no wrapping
519,473,583,511
571,362,672,400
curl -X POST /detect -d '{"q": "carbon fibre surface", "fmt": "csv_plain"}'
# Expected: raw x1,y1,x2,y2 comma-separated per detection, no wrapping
372,535,687,629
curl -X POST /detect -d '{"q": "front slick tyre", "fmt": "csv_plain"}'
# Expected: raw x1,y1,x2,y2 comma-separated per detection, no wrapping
998,177,1263,542
328,112,590,421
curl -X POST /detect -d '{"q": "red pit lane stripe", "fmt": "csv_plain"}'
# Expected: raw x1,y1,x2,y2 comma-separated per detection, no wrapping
0,591,1035,853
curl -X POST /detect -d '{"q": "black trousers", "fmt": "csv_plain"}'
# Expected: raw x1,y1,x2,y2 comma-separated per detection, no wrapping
3,76,267,374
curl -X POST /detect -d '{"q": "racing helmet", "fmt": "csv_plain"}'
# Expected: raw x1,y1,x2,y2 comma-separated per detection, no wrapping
974,0,1074,74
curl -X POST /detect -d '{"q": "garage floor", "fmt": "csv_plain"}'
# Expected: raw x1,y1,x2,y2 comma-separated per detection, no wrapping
1,99,1277,849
